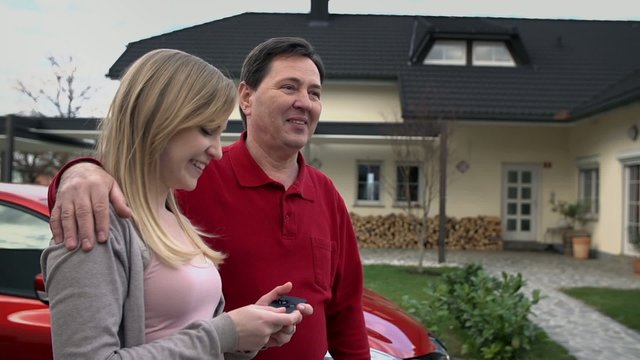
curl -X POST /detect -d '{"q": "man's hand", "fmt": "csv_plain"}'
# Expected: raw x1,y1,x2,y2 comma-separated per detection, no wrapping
49,162,132,251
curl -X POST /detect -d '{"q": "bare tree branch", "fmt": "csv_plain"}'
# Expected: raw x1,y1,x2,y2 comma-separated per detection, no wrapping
15,55,95,119
11,55,96,182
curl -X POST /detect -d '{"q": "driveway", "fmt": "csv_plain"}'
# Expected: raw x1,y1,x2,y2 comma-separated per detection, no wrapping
359,248,640,360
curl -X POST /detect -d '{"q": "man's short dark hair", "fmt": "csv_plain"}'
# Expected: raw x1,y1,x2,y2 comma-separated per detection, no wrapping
239,37,325,123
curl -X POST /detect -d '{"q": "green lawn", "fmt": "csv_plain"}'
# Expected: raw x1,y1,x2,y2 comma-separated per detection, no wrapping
363,264,575,360
561,287,640,332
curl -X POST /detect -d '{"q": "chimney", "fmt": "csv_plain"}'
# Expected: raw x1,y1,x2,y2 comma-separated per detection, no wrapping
309,0,329,26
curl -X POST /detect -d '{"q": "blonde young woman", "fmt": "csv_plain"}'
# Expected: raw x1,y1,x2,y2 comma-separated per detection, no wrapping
41,49,310,359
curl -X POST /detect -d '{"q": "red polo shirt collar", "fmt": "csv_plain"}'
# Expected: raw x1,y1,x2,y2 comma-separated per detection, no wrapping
227,132,316,201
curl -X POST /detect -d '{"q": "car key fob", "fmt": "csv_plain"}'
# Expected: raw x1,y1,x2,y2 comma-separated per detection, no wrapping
269,295,307,313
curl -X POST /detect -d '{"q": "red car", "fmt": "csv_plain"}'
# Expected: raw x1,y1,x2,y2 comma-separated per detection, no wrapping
0,182,449,360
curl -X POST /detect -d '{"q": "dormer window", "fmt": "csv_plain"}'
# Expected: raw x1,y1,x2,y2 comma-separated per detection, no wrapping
472,41,515,67
423,39,516,67
423,40,466,65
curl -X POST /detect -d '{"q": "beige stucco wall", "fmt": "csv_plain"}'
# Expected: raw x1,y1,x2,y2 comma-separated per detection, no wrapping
314,123,575,244
228,80,401,122
312,101,640,256
319,82,401,122
569,103,640,255
448,122,574,231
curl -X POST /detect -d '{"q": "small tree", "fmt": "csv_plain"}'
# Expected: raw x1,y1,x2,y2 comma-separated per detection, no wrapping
12,152,75,184
550,198,589,230
11,55,95,182
383,116,452,271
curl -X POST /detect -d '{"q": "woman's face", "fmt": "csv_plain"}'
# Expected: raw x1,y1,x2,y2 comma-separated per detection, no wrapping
158,123,225,191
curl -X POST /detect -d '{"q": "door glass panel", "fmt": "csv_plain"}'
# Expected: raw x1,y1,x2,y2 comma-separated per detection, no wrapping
631,179,639,202
508,187,518,199
521,188,531,199
0,203,50,299
507,171,518,183
521,219,530,231
507,219,517,231
507,203,517,215
521,203,531,215
522,171,532,183
0,204,51,249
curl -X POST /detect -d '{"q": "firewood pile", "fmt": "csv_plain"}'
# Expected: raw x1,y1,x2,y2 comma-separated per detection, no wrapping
351,213,502,250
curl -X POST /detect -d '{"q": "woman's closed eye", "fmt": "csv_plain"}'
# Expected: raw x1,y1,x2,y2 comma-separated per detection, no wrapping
200,127,217,136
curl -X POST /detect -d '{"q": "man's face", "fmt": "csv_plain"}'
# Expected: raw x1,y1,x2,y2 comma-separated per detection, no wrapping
240,55,322,155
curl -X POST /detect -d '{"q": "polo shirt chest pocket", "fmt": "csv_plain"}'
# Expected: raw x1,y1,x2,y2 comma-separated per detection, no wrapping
310,237,332,291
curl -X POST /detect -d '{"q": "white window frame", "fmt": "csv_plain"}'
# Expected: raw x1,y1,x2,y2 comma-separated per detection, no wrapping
394,163,422,207
619,150,640,255
578,165,599,219
355,162,383,206
424,39,517,67
423,40,467,66
472,41,516,67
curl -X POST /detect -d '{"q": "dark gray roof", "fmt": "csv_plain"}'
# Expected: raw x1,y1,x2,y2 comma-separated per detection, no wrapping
107,12,640,122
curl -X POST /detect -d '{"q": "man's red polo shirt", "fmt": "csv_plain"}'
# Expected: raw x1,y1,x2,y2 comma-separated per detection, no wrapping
177,134,369,359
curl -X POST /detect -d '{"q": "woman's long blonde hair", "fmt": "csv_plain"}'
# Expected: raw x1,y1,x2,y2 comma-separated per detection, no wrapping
96,49,236,267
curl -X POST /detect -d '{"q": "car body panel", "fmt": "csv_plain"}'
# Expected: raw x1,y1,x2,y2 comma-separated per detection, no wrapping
0,183,52,359
363,288,434,358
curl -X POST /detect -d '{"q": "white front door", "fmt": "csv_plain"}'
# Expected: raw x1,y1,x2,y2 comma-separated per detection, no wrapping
623,164,640,256
502,165,539,241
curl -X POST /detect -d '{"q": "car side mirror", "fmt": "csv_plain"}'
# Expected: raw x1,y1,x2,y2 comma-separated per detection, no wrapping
34,273,49,305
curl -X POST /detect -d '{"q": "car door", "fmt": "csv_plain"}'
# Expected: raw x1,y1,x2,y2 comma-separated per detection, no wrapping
0,200,52,360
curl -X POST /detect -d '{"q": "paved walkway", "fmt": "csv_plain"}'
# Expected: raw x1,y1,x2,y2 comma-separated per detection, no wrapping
359,248,640,360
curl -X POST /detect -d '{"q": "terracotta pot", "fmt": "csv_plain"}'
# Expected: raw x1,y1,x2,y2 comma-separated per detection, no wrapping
634,258,640,275
572,235,591,259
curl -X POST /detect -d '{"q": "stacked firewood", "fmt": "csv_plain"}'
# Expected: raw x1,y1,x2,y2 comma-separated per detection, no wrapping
351,213,502,250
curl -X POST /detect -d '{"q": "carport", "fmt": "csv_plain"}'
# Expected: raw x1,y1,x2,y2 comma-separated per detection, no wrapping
0,115,98,182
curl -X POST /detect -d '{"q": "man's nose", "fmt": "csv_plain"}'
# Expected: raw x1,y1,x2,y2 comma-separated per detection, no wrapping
293,91,313,111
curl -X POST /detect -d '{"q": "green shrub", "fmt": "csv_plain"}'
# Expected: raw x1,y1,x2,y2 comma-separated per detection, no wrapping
403,263,542,360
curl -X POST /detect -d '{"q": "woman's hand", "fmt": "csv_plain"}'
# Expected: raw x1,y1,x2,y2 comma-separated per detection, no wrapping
256,282,313,348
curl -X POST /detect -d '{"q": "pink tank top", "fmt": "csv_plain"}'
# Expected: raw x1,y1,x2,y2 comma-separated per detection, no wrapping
143,252,222,343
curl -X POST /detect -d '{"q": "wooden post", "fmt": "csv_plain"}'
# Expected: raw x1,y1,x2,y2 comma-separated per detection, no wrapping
2,115,14,182
438,120,447,263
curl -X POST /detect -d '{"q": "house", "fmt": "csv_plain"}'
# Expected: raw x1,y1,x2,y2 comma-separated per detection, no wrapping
3,0,640,257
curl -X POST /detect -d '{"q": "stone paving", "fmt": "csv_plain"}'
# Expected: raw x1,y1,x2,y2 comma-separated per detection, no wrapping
359,248,640,360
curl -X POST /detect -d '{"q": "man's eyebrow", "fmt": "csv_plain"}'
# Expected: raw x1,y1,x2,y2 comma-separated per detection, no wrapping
278,77,322,88
277,77,302,84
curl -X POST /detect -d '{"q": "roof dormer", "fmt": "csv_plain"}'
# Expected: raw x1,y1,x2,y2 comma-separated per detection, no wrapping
410,16,530,67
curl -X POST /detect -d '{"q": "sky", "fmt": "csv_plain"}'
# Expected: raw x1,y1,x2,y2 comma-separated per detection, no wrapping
2,0,639,118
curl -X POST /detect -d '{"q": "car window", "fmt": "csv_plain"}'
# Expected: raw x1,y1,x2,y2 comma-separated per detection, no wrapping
0,202,50,298
0,202,51,249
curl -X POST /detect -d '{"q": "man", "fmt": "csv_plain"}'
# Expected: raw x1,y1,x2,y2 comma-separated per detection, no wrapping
49,37,370,359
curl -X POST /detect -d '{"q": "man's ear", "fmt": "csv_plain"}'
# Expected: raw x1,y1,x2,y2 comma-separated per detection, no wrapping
238,82,253,117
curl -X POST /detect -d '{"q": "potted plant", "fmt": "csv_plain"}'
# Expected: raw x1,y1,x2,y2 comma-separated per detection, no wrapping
628,226,640,274
551,199,591,259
